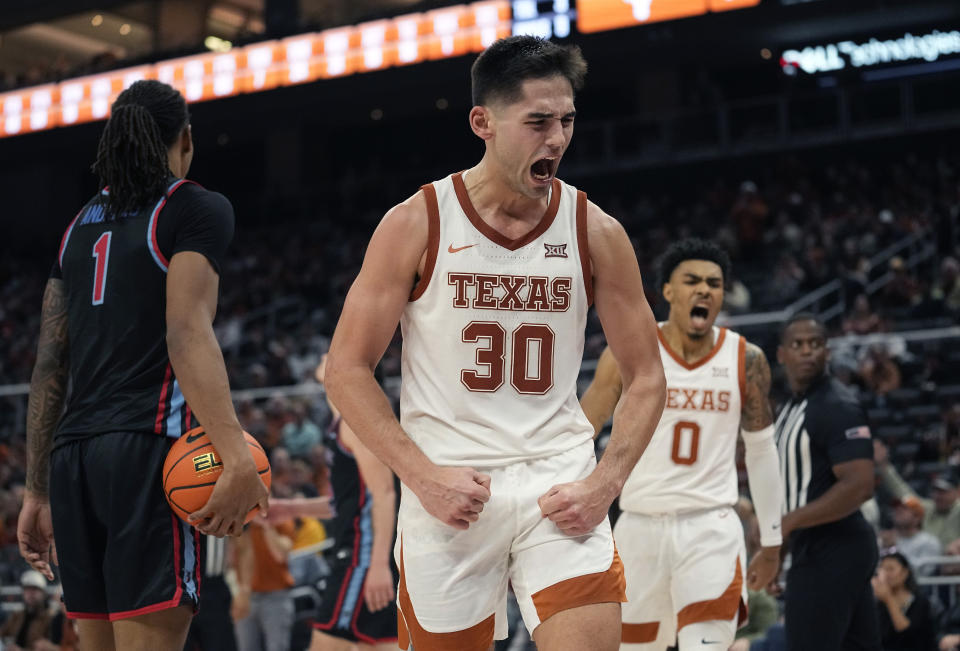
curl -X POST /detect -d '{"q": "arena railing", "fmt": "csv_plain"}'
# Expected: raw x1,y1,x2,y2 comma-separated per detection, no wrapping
564,74,960,175
718,229,936,330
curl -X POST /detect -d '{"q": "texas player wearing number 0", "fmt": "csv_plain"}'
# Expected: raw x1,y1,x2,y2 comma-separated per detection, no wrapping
580,238,784,651
325,36,666,651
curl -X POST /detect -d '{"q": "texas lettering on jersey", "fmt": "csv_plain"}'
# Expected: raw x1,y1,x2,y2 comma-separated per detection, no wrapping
447,272,572,312
664,386,733,413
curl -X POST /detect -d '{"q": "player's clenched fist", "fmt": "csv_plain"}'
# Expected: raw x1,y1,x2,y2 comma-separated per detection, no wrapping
538,477,614,537
416,466,491,530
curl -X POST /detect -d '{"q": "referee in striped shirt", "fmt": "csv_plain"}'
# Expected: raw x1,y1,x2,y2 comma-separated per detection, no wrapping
774,313,880,651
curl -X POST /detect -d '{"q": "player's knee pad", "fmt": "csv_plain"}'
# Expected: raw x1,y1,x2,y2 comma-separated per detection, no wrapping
676,619,736,650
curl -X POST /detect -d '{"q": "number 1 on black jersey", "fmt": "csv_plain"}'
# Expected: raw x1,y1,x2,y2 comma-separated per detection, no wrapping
92,231,112,305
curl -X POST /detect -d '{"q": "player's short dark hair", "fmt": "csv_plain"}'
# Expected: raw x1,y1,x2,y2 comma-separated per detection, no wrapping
471,35,587,107
779,312,827,343
92,80,189,217
656,238,732,289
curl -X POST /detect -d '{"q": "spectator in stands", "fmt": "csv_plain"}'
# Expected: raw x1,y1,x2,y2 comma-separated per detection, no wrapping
844,294,885,336
860,345,902,399
269,446,294,498
723,277,752,313
37,587,79,651
931,257,960,315
881,257,921,310
876,440,960,548
233,516,296,651
288,512,327,586
264,398,290,449
937,543,960,650
771,253,806,299
730,180,769,258
883,497,942,577
281,402,322,458
0,570,52,650
872,551,936,651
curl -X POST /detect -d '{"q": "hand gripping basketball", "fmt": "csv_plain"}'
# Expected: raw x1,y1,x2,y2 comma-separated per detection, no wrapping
163,427,271,534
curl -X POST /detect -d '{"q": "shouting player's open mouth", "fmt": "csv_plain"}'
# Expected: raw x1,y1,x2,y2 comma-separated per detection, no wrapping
530,157,557,185
690,305,710,330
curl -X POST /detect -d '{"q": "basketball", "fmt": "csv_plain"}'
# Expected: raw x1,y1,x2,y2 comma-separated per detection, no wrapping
162,427,271,523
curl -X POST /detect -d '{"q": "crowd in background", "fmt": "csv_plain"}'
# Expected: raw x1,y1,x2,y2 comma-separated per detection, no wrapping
0,145,957,649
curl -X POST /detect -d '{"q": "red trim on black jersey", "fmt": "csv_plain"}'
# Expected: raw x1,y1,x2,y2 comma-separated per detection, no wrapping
155,364,172,435
58,208,84,270
148,178,202,271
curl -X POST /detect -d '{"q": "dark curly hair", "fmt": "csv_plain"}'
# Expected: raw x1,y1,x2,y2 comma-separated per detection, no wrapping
656,238,732,289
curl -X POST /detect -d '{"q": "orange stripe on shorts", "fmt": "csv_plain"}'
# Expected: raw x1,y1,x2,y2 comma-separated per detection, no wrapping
622,621,660,643
396,538,496,651
531,547,627,624
677,557,747,630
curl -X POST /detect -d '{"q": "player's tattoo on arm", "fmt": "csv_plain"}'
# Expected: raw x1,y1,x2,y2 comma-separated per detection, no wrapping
741,342,773,431
26,279,70,497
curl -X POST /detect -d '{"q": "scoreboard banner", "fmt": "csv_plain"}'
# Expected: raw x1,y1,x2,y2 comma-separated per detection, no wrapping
0,0,764,139
576,0,759,34
0,1,510,138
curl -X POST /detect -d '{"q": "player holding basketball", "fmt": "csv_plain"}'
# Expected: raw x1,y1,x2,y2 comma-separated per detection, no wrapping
580,239,783,650
310,354,398,651
326,36,666,651
18,80,268,651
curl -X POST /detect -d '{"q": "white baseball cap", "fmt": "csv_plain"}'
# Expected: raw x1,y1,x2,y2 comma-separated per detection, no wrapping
21,570,47,590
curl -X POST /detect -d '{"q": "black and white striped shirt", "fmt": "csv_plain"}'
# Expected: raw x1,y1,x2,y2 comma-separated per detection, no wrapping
775,374,873,527
204,535,228,577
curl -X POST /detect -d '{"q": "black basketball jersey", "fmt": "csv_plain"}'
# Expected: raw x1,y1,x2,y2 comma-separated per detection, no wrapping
324,415,373,551
54,178,234,445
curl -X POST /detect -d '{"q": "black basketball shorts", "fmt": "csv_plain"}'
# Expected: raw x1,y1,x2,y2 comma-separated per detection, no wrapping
50,431,202,620
314,545,398,645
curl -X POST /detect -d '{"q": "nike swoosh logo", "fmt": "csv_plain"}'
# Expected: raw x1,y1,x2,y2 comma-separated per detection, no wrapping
185,429,206,444
702,640,722,645
448,244,476,254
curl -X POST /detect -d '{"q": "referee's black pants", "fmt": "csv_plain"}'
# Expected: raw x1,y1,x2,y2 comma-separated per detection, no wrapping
785,527,881,651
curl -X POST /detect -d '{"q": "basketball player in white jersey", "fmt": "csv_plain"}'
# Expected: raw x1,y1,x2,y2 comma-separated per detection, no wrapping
325,36,666,651
580,239,783,650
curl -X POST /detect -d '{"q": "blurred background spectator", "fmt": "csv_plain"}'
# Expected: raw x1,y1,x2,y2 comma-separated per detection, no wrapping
872,551,936,651
233,515,296,651
0,570,53,651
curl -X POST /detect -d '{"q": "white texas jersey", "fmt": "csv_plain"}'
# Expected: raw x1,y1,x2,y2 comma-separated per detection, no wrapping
619,325,746,514
399,172,594,467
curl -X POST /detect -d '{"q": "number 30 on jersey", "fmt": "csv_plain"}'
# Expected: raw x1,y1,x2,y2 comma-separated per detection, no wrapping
461,321,554,395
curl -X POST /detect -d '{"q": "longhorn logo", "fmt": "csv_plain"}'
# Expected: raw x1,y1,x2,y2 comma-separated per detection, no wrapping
622,0,654,21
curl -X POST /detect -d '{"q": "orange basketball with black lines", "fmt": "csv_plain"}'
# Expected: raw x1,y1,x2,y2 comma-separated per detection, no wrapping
162,427,271,523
